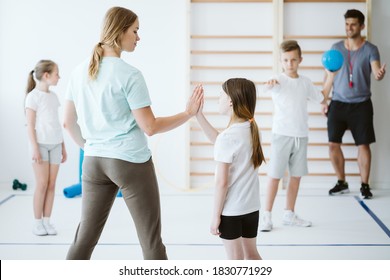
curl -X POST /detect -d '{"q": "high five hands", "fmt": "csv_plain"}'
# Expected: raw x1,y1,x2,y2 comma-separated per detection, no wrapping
186,84,204,116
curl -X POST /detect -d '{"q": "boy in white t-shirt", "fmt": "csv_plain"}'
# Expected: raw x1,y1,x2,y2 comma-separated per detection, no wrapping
260,40,335,231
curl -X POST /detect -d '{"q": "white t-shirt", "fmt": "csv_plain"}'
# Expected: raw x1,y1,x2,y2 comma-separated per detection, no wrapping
269,73,324,137
25,89,63,144
214,122,260,216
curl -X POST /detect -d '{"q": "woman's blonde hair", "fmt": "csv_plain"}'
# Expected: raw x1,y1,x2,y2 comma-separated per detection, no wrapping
88,6,138,79
222,78,266,168
26,60,57,94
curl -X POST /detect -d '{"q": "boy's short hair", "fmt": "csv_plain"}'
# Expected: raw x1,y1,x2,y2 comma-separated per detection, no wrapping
280,40,301,57
344,9,365,25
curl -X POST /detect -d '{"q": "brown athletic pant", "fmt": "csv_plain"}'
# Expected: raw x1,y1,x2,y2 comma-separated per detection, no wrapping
66,156,167,260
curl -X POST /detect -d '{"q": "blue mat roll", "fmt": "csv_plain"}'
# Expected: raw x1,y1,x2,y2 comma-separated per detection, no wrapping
63,150,122,198
63,183,82,198
79,149,84,182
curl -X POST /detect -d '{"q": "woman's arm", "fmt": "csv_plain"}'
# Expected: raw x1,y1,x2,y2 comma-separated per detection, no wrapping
63,100,85,149
210,162,230,236
25,108,42,163
132,85,203,136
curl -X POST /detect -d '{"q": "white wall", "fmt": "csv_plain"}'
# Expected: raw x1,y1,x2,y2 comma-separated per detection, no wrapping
0,0,389,191
0,0,190,191
370,0,390,189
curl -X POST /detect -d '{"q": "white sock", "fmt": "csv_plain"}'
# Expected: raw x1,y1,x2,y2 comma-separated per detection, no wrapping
35,219,43,226
43,217,51,225
263,211,272,217
284,210,294,218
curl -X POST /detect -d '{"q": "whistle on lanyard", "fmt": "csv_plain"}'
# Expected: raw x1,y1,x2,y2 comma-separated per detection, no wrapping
349,74,353,88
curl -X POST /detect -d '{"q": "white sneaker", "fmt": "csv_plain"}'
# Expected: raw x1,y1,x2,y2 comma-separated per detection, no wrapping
33,223,48,236
282,210,312,227
260,211,273,231
43,223,57,235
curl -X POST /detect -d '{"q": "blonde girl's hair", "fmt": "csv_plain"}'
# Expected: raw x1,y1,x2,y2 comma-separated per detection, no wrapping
88,6,138,80
222,78,266,168
26,60,57,94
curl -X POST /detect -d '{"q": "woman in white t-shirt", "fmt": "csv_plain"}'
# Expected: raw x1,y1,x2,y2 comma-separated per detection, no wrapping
196,78,266,260
25,60,67,236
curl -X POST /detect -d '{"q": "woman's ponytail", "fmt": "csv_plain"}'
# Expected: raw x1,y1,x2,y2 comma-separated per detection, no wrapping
88,42,104,80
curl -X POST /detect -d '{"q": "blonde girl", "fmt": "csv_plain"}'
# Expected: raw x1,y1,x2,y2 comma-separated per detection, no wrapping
25,60,67,236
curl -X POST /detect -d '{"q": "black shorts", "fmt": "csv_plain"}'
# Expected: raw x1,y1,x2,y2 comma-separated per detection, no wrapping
219,210,259,240
327,99,375,145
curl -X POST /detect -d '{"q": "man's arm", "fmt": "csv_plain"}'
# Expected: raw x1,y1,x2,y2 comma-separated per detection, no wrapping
372,60,386,81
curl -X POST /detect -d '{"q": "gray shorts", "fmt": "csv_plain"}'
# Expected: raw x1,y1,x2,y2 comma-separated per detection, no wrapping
32,143,62,164
268,134,308,179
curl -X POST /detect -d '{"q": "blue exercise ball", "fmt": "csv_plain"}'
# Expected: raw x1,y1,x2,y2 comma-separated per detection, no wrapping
322,49,344,72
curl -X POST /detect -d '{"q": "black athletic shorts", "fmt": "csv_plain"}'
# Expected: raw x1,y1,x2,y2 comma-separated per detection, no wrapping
327,99,375,145
219,210,259,240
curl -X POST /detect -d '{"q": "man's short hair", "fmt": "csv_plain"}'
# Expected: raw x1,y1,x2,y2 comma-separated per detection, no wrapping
344,9,365,25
